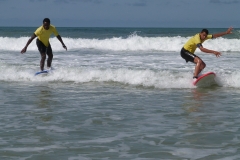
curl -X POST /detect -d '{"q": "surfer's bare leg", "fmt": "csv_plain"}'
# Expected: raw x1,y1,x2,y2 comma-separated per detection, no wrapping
194,57,206,78
47,58,52,68
40,53,46,71
47,53,53,68
46,44,53,68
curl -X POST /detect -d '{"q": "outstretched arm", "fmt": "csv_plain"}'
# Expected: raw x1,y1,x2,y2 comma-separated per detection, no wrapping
212,27,233,38
199,46,221,58
56,35,67,51
199,27,233,57
21,33,36,54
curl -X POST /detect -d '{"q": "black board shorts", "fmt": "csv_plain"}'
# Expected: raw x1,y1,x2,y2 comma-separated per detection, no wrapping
180,47,197,63
36,39,52,54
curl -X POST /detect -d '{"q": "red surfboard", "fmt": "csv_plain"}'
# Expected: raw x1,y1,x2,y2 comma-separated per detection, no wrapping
193,72,216,87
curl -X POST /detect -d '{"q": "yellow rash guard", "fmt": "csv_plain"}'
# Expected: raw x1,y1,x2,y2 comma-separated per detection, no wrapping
34,25,59,47
183,33,213,53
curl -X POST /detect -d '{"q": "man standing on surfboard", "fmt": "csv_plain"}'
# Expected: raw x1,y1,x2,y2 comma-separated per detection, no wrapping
180,27,233,81
21,18,67,71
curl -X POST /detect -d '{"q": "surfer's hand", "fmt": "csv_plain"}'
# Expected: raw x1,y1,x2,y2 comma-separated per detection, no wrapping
214,51,221,57
21,47,27,54
63,45,67,51
226,27,233,34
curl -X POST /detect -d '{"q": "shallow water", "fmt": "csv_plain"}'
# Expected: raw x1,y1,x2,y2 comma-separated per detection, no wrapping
1,81,240,159
1,27,240,159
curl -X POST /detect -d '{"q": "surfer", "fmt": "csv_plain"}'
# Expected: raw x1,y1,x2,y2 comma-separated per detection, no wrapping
21,18,67,71
180,27,233,80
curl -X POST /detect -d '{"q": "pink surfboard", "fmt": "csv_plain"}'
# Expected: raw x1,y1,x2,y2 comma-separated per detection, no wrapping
193,72,216,87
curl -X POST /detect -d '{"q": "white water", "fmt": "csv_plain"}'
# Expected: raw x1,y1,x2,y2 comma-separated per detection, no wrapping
1,35,240,52
0,49,240,88
1,28,240,160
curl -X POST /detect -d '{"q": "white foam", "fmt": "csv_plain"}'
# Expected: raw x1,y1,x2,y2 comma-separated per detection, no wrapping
3,145,64,152
171,148,222,159
0,66,195,88
1,35,239,52
1,63,240,88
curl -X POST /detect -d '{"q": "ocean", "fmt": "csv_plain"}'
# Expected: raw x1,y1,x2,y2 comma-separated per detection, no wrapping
0,27,240,160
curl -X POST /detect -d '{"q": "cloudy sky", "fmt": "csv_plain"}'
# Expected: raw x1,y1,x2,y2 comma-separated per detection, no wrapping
0,0,239,28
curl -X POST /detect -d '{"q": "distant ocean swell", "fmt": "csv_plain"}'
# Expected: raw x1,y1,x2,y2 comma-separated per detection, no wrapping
0,35,239,52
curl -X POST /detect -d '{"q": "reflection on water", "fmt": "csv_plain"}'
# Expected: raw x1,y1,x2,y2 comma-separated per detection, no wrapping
35,85,56,122
37,89,52,108
182,87,221,112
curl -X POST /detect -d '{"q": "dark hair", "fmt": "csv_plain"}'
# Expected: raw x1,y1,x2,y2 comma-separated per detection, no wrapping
43,18,50,24
201,29,209,35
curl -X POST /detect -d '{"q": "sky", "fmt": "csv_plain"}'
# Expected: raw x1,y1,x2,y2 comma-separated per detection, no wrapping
0,0,240,28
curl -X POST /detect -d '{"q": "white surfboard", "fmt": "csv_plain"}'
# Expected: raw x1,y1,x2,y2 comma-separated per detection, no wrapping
193,72,217,87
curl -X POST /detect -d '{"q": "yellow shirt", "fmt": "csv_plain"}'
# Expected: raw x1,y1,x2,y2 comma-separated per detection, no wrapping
183,33,213,53
34,25,59,47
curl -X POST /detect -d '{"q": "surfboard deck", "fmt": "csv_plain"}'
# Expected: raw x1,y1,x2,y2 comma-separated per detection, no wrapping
34,67,55,76
35,69,50,76
193,72,217,87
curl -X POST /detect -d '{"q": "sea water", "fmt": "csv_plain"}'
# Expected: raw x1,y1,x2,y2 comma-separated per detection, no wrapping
0,27,240,159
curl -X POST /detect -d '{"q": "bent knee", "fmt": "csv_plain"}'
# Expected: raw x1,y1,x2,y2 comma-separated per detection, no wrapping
194,57,205,64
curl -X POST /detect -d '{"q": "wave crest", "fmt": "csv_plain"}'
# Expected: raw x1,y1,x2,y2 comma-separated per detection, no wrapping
0,35,239,52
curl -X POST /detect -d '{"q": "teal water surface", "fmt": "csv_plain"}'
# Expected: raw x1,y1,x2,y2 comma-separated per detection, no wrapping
1,27,240,159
